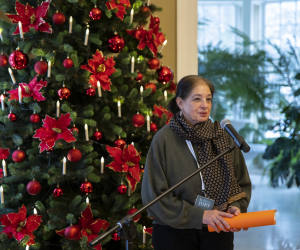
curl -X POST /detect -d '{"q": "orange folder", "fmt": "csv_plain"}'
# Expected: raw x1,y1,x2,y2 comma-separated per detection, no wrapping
208,209,277,232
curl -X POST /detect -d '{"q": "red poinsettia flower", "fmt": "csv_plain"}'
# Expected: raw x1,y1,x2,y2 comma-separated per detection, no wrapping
0,148,10,160
106,144,141,191
145,227,153,235
167,81,177,94
153,105,173,124
106,0,131,20
0,204,42,245
7,75,47,102
6,0,52,35
80,50,116,91
0,168,3,179
33,113,76,152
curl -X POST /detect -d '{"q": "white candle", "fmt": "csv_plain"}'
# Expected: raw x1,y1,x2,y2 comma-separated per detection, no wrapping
131,142,134,146
140,86,143,102
63,157,66,175
85,124,89,141
159,40,167,53
2,160,6,177
1,94,4,111
56,100,60,118
127,185,131,196
18,86,22,103
69,16,73,33
147,0,150,6
143,226,146,244
86,197,89,204
101,157,104,174
26,245,29,250
33,208,37,215
47,61,51,77
117,101,121,117
146,115,150,132
164,90,167,101
18,21,24,39
8,68,16,83
97,81,102,97
131,57,135,73
0,186,4,204
0,29,3,42
84,28,89,46
130,9,134,24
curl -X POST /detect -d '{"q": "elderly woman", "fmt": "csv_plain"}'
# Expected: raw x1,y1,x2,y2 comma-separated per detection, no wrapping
141,75,251,250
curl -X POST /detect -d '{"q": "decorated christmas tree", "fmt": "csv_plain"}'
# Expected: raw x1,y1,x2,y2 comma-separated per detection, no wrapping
0,0,175,249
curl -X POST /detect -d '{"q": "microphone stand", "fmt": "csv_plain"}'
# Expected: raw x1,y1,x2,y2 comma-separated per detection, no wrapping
88,143,238,250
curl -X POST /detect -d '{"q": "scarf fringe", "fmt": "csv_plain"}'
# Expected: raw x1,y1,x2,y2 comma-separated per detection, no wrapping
213,192,247,211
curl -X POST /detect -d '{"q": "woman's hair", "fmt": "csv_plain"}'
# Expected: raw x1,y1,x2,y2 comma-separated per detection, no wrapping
168,75,215,115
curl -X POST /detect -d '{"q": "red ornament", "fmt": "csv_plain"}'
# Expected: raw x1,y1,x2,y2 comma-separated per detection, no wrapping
47,147,54,153
148,58,160,69
8,112,17,122
150,122,158,132
117,184,127,194
93,130,102,141
114,138,126,150
140,6,151,16
134,28,144,40
80,181,93,194
0,54,8,67
53,185,63,197
9,49,29,70
86,87,96,96
157,66,174,84
108,34,125,53
30,113,40,123
58,86,71,100
64,225,80,240
154,16,160,25
112,231,120,241
127,207,141,222
71,125,79,134
67,148,82,162
53,11,65,25
90,6,102,20
12,148,26,163
132,113,145,127
63,57,73,68
135,72,143,82
34,60,48,74
26,179,41,195
145,83,157,94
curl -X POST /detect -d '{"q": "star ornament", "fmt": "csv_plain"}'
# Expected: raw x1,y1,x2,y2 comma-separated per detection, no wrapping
105,0,131,20
33,113,76,153
106,144,141,192
81,50,116,91
6,0,52,35
153,105,173,124
7,75,48,102
0,205,42,245
0,148,10,160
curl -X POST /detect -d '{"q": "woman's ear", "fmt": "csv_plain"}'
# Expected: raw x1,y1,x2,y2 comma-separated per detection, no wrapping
176,97,183,110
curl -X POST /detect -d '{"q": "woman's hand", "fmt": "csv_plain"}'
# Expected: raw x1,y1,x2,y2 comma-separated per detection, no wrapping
202,210,233,233
226,206,249,232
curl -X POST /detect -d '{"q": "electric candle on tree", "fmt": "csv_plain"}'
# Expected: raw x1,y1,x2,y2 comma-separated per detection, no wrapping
97,81,102,97
18,21,24,39
159,40,167,53
0,186,4,204
84,28,89,46
140,86,143,102
8,68,16,84
130,9,134,24
47,61,51,77
164,90,167,101
18,86,22,103
0,29,3,42
128,185,131,196
85,124,89,141
146,115,150,132
69,16,73,33
101,157,104,174
56,100,60,118
143,226,146,244
86,197,89,204
1,94,5,111
63,157,66,175
2,160,6,177
147,0,150,6
131,57,135,73
33,208,37,215
117,101,121,117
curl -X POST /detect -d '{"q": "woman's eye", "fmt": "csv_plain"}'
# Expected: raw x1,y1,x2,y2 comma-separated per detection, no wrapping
194,98,201,101
207,98,212,101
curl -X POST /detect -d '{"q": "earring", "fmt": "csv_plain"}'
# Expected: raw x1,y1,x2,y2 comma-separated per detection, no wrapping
179,109,182,117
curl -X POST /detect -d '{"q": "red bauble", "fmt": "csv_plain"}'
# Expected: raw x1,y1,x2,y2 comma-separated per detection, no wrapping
134,29,144,40
63,58,73,68
53,12,66,25
108,34,125,53
117,184,127,194
157,66,174,84
26,180,41,195
53,187,63,197
0,54,8,67
67,148,82,162
86,87,96,96
114,138,126,150
150,122,158,132
135,72,143,82
71,125,79,134
80,181,93,194
127,207,141,222
34,60,48,74
140,6,151,17
132,114,145,127
93,131,102,141
148,58,160,70
58,87,71,100
12,149,26,163
154,16,160,25
30,113,40,123
112,231,120,241
90,6,102,20
65,225,80,240
8,113,17,122
9,49,29,70
145,83,157,94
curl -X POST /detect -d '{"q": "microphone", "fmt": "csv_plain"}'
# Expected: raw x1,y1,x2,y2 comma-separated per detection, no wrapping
220,119,250,153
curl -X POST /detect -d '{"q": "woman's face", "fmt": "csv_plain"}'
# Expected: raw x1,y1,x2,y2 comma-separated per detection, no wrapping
176,84,212,126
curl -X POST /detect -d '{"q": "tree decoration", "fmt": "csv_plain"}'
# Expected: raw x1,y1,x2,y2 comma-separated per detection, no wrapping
93,129,102,141
148,58,160,69
71,124,79,134
106,144,141,192
112,231,120,241
64,224,81,240
46,147,53,153
0,148,10,160
145,83,156,94
34,59,48,74
157,66,174,84
67,148,82,162
63,57,73,68
105,0,131,21
26,179,41,195
153,105,173,124
7,75,48,102
114,138,126,150
80,50,116,91
58,85,71,100
127,206,141,222
154,16,160,25
107,33,125,53
9,48,29,70
33,113,76,153
6,0,52,35
52,11,65,25
139,6,151,16
30,113,41,123
53,184,63,197
0,53,8,67
12,148,26,162
167,81,177,94
117,183,127,194
80,181,93,194
86,86,96,96
150,122,158,132
0,204,42,245
0,169,3,179
132,113,145,127
135,72,143,82
8,112,17,122
90,6,102,20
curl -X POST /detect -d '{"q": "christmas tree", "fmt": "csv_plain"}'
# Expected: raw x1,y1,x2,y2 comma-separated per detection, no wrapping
0,0,175,249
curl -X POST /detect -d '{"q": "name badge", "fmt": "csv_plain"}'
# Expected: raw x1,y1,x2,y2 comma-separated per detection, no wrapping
194,195,215,210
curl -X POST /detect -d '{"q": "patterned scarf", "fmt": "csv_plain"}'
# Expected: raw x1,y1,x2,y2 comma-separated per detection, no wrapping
169,113,246,211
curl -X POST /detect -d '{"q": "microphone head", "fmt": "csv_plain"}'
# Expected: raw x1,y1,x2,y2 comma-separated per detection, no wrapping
220,119,231,129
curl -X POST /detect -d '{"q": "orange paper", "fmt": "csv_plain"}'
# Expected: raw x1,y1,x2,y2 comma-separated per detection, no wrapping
208,209,277,232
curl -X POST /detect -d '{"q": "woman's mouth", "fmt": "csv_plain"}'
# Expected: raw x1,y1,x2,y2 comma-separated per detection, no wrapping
198,112,208,117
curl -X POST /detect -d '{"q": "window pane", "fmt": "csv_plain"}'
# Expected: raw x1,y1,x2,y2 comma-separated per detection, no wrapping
281,25,296,46
265,3,280,26
265,25,280,40
220,5,235,27
203,5,219,27
281,2,296,25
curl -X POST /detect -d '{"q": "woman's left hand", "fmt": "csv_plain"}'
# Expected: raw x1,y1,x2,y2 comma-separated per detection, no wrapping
226,206,249,232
